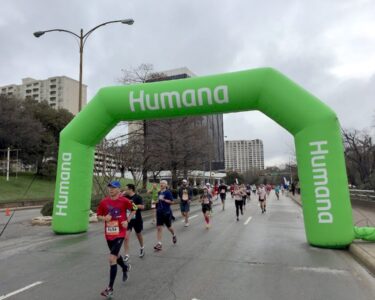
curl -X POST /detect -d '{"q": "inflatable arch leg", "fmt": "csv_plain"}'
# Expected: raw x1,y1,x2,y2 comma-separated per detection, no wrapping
52,67,375,248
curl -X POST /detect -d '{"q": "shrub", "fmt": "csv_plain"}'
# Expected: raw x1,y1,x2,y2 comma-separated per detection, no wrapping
41,201,54,216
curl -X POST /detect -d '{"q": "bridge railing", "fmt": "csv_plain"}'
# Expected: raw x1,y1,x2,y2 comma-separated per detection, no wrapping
349,189,375,202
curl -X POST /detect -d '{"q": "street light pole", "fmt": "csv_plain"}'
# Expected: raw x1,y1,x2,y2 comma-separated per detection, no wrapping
79,29,84,112
33,19,134,113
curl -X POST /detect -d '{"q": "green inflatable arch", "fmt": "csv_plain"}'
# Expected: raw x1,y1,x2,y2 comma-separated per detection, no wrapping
52,67,375,248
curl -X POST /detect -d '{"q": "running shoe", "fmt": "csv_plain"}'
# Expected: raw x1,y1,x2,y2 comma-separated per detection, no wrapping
139,247,145,258
122,263,131,282
100,287,113,298
236,217,239,221
123,254,129,262
154,243,162,251
184,222,189,227
172,235,177,244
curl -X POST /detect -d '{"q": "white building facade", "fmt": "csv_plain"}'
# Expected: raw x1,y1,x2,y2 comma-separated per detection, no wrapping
225,139,264,173
0,76,87,115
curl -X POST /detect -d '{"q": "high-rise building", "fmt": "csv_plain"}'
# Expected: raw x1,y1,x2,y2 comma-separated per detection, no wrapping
0,76,87,115
127,67,225,170
225,139,264,172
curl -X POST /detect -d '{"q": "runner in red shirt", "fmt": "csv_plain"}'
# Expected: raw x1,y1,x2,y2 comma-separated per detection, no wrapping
213,183,219,200
97,181,136,298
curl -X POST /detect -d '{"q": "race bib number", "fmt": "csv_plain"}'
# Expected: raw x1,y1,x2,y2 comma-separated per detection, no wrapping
106,220,120,235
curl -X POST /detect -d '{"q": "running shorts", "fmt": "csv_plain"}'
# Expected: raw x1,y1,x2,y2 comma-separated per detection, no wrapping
202,203,211,214
156,211,172,228
180,201,190,213
106,238,124,256
127,219,143,233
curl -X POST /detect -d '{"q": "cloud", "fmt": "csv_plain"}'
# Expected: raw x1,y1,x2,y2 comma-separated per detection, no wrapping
1,0,374,166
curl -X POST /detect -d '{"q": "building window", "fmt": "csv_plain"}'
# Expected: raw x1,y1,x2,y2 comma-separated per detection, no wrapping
50,91,56,95
26,89,31,93
50,85,56,89
33,82,39,86
50,79,56,83
33,88,39,92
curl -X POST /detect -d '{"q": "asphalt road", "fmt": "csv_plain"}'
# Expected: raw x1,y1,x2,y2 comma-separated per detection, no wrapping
0,193,374,300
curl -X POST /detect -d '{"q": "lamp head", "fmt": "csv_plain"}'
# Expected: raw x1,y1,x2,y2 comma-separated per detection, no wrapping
33,31,45,38
121,19,134,25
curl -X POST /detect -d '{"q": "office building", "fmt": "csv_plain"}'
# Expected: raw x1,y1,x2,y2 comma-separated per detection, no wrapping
225,139,264,172
0,76,87,115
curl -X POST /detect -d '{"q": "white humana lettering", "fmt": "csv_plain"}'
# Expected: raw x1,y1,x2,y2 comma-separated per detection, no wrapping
129,85,229,112
309,141,333,224
55,152,72,217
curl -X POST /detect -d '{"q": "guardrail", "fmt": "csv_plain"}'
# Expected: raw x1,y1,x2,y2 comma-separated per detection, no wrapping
0,199,50,209
350,189,375,202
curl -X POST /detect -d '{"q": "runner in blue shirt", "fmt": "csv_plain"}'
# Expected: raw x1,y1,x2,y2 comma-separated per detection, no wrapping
154,180,177,251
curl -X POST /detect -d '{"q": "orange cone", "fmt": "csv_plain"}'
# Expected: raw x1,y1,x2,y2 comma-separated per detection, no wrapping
5,208,11,216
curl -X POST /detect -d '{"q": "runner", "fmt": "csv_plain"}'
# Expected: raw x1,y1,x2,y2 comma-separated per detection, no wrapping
147,182,159,224
251,184,257,197
200,187,213,229
178,179,193,227
257,184,267,213
246,184,251,201
233,184,244,221
97,181,135,298
241,184,247,210
275,185,280,200
213,183,219,201
230,184,235,198
154,180,177,251
266,184,272,196
123,184,145,261
218,182,227,210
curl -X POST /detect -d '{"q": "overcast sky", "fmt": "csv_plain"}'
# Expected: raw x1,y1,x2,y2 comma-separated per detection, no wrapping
1,0,374,167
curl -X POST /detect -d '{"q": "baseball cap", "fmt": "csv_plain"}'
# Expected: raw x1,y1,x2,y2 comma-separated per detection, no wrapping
182,179,187,183
205,182,211,186
107,181,121,188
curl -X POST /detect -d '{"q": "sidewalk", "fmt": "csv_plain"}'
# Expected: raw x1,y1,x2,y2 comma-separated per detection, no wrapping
289,193,375,276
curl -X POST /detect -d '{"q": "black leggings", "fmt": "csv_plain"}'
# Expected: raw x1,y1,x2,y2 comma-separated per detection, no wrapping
235,200,243,217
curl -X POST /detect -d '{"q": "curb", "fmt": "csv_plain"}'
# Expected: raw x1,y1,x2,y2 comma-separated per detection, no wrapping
349,243,375,276
288,193,375,277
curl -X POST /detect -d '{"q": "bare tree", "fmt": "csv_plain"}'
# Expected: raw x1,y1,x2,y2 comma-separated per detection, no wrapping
342,128,375,189
146,117,213,188
118,64,213,189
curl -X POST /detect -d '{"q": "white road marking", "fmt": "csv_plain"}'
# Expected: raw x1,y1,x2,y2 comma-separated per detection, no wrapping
182,214,198,222
244,216,252,225
0,281,43,300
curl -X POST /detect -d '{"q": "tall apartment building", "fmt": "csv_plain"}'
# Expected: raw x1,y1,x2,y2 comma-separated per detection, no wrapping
225,139,264,173
128,67,225,170
0,76,87,115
